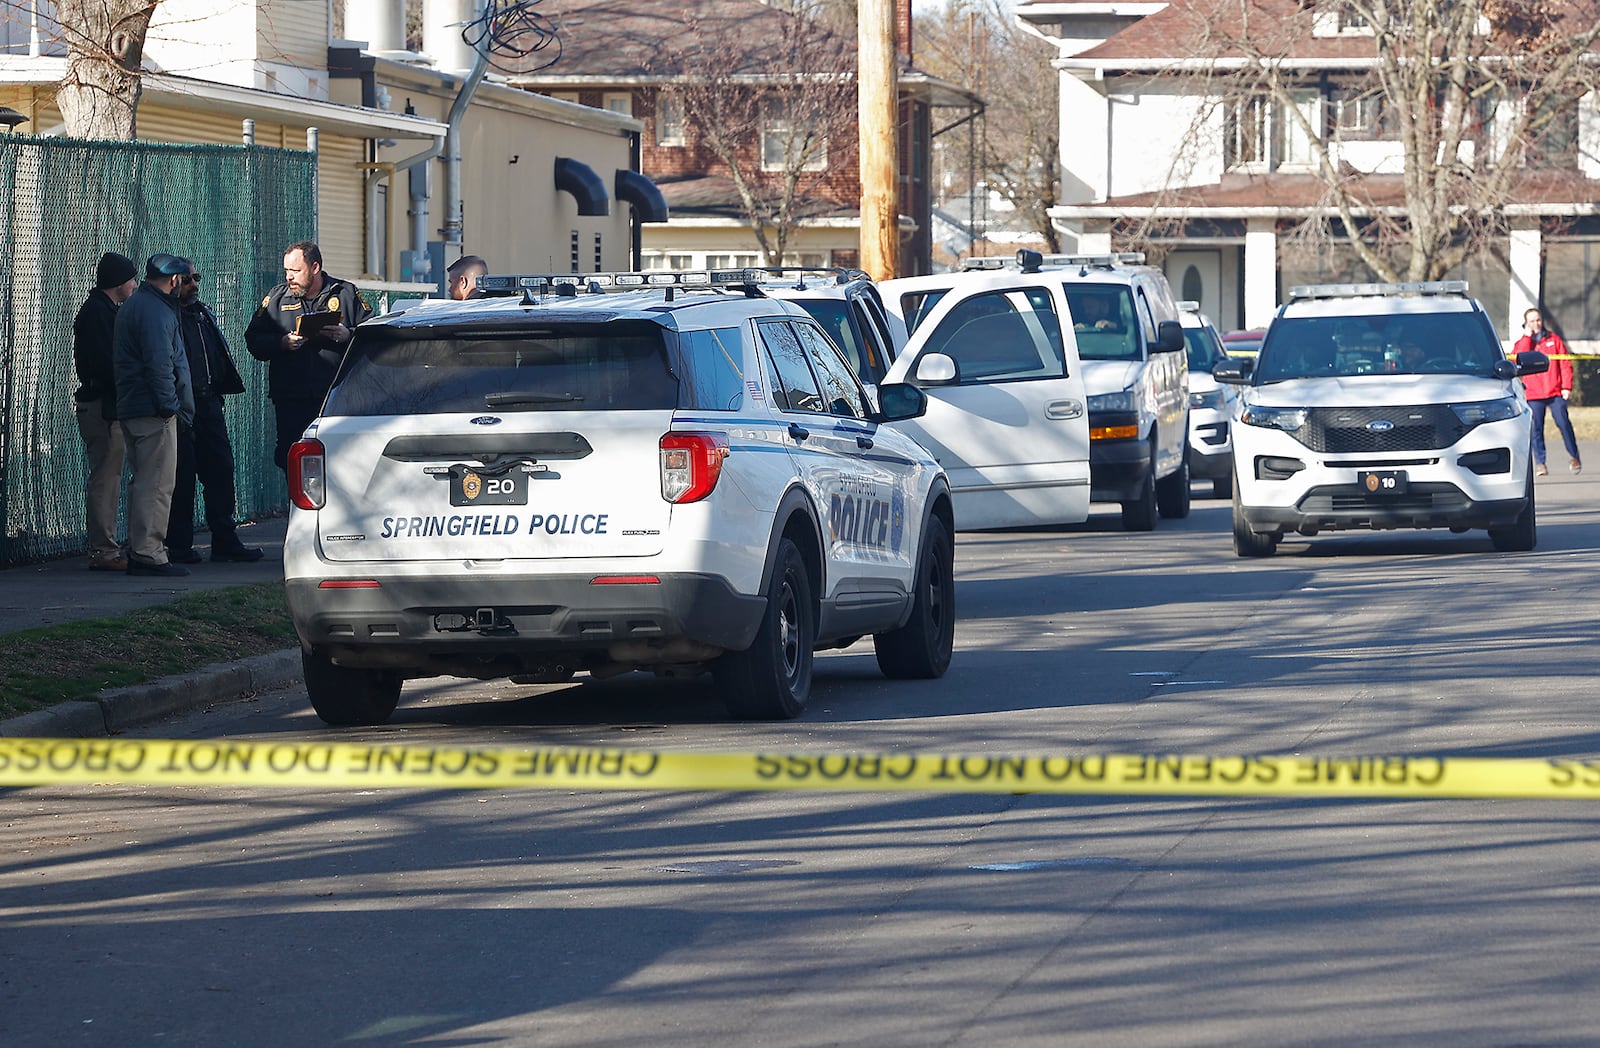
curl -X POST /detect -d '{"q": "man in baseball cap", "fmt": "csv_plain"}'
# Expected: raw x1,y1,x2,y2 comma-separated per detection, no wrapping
113,252,195,575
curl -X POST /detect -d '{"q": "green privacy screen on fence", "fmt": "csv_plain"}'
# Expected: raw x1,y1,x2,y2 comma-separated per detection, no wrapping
0,136,317,566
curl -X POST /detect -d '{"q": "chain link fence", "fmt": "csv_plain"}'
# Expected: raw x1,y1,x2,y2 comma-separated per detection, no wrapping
0,136,317,566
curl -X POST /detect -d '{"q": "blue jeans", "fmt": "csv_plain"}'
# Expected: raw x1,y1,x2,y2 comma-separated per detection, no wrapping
1529,396,1581,465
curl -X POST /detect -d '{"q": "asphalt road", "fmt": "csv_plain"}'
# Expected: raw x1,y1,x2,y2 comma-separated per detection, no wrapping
5,474,1600,1047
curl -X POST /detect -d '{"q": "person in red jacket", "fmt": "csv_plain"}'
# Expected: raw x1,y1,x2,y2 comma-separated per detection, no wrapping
1515,307,1581,476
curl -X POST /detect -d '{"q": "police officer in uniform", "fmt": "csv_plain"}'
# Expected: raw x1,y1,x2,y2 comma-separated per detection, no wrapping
166,262,263,563
244,240,371,473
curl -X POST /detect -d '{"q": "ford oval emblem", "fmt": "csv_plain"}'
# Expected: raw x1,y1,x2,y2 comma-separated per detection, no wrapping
469,416,502,426
1367,420,1395,432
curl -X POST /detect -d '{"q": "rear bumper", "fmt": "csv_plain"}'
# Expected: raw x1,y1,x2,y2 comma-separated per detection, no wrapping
286,572,764,669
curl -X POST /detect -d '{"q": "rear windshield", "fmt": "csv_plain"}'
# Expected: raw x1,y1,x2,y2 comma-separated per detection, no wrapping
325,320,679,416
1255,311,1503,383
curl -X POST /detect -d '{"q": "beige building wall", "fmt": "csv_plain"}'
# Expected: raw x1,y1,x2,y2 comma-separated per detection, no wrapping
338,69,643,280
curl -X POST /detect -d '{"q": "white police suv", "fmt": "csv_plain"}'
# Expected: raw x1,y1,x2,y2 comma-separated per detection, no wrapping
1179,301,1238,498
283,270,954,725
1216,281,1549,557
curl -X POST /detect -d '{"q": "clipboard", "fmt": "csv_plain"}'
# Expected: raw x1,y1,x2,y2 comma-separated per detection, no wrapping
294,310,344,342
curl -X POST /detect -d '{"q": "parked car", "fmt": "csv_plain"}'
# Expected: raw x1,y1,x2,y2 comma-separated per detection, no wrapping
760,268,902,396
1222,328,1267,356
282,269,954,725
1179,301,1238,498
878,267,1090,530
1216,280,1547,556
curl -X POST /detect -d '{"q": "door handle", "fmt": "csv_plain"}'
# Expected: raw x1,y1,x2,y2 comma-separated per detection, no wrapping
788,422,810,442
1045,399,1084,420
856,434,875,450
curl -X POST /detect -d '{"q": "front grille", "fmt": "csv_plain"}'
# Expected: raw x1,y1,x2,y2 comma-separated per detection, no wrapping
1297,483,1471,517
1295,405,1467,453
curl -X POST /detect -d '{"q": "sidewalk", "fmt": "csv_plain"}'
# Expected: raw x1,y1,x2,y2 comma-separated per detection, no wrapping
0,516,302,738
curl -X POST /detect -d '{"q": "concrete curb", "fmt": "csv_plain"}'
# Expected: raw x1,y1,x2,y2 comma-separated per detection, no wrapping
0,648,301,737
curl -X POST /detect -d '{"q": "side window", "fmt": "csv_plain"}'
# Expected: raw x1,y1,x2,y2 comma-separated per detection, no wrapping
899,289,949,336
1135,288,1158,347
849,298,885,376
758,320,826,413
675,327,745,411
920,288,1066,383
795,323,867,419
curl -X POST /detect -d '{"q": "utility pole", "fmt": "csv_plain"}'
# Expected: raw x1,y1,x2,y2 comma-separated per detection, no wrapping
859,0,898,280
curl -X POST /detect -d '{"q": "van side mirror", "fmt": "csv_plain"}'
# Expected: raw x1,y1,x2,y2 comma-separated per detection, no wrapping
1154,319,1184,354
1515,350,1550,377
914,353,958,386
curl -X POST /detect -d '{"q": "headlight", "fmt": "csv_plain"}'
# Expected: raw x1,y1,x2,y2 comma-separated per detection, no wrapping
1189,389,1223,409
1450,396,1521,426
1239,404,1308,432
1088,390,1138,413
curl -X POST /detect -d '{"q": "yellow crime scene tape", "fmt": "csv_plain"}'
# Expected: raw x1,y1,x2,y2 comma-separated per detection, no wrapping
4,738,1600,799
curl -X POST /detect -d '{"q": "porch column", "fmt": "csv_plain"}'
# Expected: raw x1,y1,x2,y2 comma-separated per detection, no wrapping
1243,217,1278,329
1507,220,1541,342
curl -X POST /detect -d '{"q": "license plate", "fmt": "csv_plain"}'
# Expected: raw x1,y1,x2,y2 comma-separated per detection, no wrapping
1358,470,1408,496
448,464,528,506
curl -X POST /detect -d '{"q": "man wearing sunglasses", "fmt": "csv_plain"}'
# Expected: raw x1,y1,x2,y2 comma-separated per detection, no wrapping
165,264,263,564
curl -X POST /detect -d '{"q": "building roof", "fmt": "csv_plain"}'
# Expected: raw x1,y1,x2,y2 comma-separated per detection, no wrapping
1053,171,1600,216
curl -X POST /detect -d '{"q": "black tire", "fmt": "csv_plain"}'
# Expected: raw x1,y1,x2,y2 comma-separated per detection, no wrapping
302,648,403,726
1213,473,1233,500
875,514,955,679
1156,441,1191,519
1232,481,1278,558
717,537,814,720
1121,443,1158,532
1489,471,1537,552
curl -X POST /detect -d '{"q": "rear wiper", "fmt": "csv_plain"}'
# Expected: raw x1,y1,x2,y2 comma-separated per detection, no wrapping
485,391,584,406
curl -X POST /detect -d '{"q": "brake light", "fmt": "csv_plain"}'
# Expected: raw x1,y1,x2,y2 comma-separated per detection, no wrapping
288,438,326,510
660,432,730,503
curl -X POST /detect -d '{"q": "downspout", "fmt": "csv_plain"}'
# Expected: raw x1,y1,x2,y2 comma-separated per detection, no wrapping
441,9,490,268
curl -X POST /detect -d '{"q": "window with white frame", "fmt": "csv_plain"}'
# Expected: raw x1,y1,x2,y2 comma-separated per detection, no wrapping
760,97,827,172
603,92,633,117
1224,92,1320,170
656,91,685,147
1335,91,1387,141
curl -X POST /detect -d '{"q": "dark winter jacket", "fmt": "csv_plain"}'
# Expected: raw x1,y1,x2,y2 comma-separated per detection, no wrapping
243,273,371,403
114,281,194,425
72,288,121,421
179,299,246,398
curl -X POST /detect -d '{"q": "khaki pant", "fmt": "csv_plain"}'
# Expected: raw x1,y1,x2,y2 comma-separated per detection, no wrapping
74,400,126,559
121,415,177,565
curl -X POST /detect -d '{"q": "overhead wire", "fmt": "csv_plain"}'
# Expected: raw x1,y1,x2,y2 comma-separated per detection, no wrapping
460,0,563,75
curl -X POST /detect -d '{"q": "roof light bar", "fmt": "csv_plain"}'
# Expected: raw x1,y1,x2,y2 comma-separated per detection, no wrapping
1178,300,1201,312
1040,252,1147,267
1288,280,1470,300
959,257,1008,271
477,270,769,295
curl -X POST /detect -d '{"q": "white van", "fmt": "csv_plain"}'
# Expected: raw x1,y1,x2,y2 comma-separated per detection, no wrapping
878,269,1090,530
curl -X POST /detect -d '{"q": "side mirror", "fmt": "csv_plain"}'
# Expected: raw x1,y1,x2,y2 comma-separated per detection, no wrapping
1213,358,1253,384
874,382,928,422
914,353,959,386
1515,350,1550,377
1154,319,1185,354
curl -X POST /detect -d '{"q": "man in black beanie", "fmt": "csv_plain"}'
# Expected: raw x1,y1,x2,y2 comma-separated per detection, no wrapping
73,251,138,571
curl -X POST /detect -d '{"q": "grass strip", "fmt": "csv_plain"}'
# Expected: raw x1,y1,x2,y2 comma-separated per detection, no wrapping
0,582,296,721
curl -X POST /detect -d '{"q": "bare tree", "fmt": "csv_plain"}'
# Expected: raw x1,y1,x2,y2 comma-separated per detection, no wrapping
1131,0,1600,282
652,2,859,265
916,0,1061,252
53,0,155,139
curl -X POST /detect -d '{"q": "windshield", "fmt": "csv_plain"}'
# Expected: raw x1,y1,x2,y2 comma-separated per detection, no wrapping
325,320,677,416
1254,312,1504,384
1065,286,1139,361
1184,325,1225,372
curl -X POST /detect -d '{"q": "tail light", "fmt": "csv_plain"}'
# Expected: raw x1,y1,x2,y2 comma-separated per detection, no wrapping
660,432,729,503
288,438,326,510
